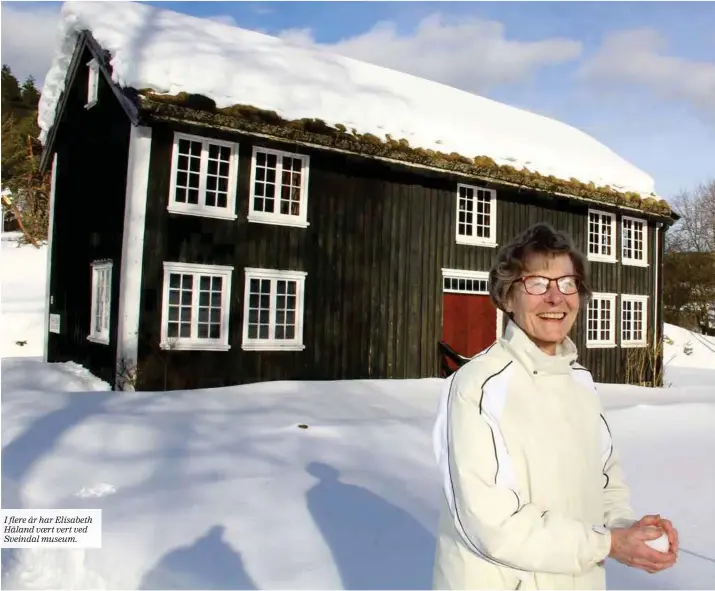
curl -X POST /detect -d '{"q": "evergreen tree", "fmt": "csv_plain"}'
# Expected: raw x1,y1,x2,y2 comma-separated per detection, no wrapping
1,63,48,245
21,76,41,110
1,64,22,108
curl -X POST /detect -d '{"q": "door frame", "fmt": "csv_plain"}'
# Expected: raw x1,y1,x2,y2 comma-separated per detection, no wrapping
441,268,501,342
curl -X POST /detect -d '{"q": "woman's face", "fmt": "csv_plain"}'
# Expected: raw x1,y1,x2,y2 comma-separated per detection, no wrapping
505,252,581,355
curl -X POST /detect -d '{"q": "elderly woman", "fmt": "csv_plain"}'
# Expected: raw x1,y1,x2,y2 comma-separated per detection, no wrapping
432,223,678,589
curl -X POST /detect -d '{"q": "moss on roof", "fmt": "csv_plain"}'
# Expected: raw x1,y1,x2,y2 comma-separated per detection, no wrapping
136,90,674,219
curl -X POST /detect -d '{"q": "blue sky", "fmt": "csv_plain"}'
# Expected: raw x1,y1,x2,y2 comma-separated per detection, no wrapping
2,1,713,200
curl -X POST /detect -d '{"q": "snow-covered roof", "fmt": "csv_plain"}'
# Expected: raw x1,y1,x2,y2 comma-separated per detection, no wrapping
39,0,657,196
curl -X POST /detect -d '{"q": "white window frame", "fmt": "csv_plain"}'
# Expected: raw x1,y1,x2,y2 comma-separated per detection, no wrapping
587,209,617,263
248,146,311,229
621,216,648,267
86,58,99,109
455,183,497,247
241,267,307,351
586,292,617,348
160,261,234,351
621,294,649,348
88,260,112,345
167,132,239,220
441,268,490,294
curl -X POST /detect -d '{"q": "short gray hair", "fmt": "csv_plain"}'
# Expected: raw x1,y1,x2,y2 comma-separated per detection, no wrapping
488,222,592,312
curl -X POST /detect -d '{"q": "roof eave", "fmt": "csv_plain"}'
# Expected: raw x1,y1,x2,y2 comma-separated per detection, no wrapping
137,97,676,222
39,30,141,173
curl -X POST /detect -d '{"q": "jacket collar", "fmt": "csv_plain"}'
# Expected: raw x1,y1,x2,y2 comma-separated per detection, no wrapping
500,319,578,376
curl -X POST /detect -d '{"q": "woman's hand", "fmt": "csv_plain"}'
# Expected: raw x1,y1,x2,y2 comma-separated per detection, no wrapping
609,523,677,573
635,513,679,555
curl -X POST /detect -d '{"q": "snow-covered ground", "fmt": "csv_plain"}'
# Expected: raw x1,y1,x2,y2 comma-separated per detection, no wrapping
1,234,714,590
1,233,47,359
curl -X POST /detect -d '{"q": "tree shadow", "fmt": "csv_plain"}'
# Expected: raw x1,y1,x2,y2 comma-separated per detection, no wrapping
306,462,435,590
137,524,258,590
1,392,109,509
1,362,111,586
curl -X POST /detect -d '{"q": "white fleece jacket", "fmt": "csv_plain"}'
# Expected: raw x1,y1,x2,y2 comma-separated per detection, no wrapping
432,321,636,590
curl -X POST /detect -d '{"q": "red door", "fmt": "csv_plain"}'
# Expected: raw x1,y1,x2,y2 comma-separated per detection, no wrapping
442,293,497,358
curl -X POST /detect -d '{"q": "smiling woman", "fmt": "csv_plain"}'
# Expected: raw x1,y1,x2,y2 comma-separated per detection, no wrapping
489,223,591,355
431,222,679,589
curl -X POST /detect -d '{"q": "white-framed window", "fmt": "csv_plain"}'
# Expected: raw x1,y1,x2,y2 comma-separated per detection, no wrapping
241,267,307,351
167,132,239,220
441,268,489,294
587,209,617,262
248,147,310,228
160,262,234,351
621,216,648,267
88,260,112,344
456,183,497,247
621,295,648,347
586,292,617,348
86,58,99,109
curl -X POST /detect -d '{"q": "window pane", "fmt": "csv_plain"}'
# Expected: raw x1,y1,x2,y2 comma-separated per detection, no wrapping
247,276,272,340
253,150,277,214
274,279,297,340
175,139,202,208
197,274,223,340
206,141,231,210
457,186,474,237
278,156,302,217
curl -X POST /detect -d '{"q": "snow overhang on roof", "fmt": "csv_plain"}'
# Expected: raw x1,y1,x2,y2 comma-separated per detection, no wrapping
38,0,672,216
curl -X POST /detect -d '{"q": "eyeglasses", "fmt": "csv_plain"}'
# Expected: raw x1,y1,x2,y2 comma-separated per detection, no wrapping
517,275,581,296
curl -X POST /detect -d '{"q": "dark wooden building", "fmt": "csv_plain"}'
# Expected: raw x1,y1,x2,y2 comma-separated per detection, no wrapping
38,5,677,391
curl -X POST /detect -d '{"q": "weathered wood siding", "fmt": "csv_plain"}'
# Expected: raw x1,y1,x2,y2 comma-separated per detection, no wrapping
135,120,665,389
46,42,131,386
573,217,660,384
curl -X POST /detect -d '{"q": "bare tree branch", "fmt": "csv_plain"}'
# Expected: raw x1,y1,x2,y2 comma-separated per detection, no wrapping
667,179,715,253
